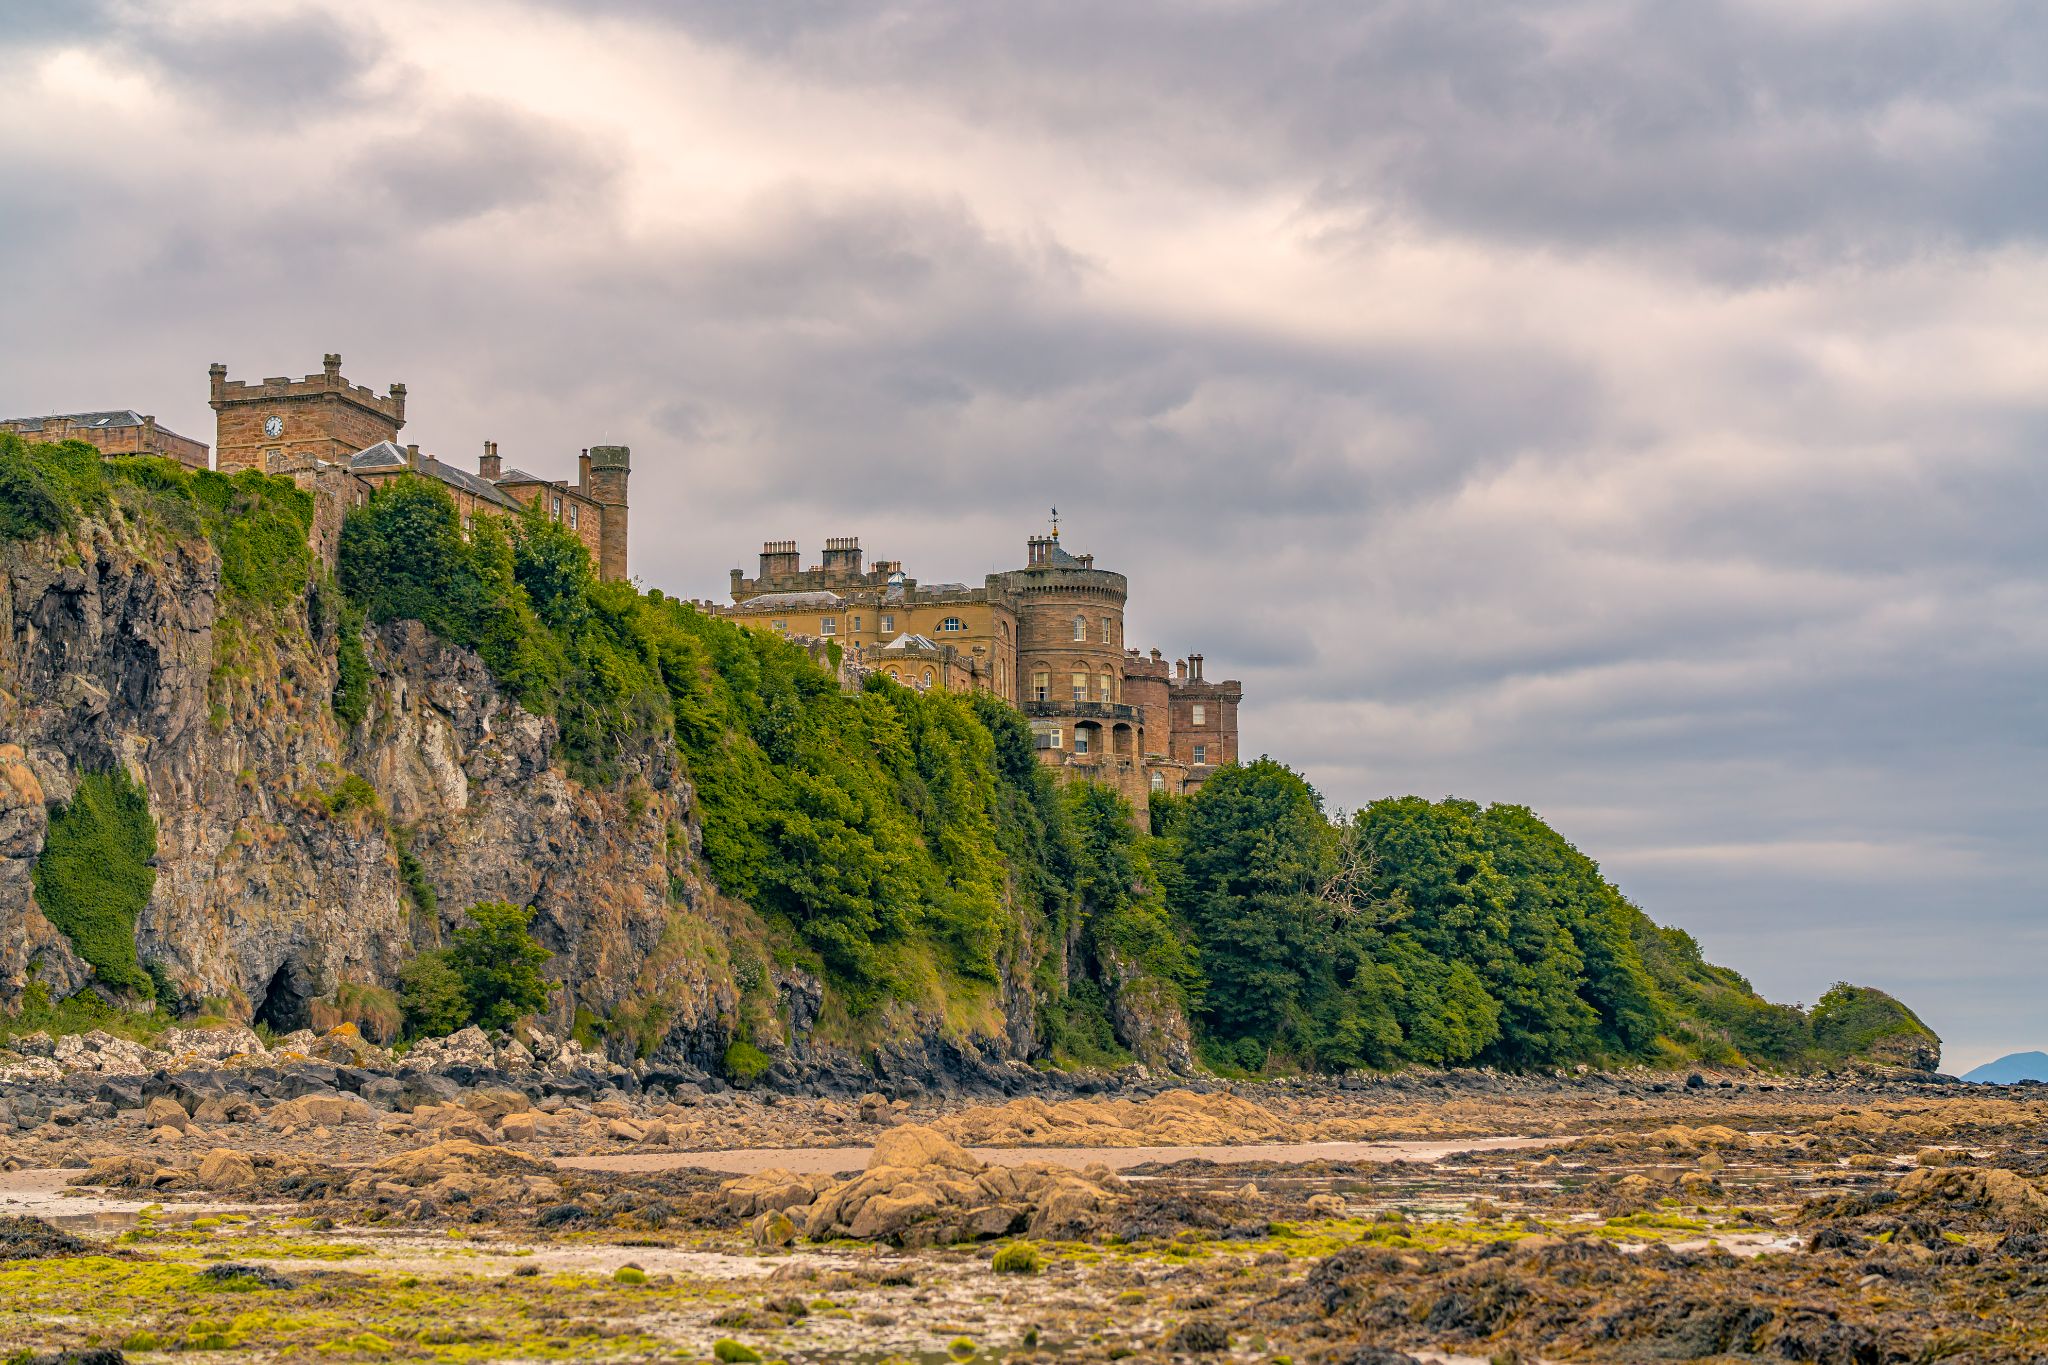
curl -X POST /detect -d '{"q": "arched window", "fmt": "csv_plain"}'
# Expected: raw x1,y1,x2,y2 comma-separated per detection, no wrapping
1073,615,1087,641
922,668,935,687
938,617,965,632
1151,771,1165,792
887,667,900,680
1099,673,1113,701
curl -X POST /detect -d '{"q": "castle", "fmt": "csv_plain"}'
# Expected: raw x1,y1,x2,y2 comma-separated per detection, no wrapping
6,354,632,581
8,353,1242,810
720,530,1242,807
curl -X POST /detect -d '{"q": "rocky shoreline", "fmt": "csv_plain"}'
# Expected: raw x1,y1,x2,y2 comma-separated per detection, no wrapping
2,1026,2046,1360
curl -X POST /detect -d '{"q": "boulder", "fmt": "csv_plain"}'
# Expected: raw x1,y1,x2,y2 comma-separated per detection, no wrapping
461,1087,532,1123
868,1125,983,1174
143,1097,190,1131
196,1148,258,1192
721,1169,826,1219
298,1094,372,1127
499,1111,542,1142
750,1209,798,1248
848,1186,943,1240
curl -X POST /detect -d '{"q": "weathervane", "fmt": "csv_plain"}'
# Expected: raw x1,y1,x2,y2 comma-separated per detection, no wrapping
1050,506,1060,538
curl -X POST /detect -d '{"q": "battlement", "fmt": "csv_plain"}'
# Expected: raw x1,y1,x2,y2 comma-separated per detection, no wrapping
208,353,406,424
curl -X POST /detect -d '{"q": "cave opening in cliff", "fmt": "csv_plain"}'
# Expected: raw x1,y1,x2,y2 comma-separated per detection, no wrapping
253,961,311,1034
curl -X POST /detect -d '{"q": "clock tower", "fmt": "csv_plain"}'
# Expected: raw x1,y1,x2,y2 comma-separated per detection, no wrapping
208,352,406,473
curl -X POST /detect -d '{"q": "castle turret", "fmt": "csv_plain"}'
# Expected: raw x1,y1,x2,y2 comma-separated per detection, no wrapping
588,444,630,581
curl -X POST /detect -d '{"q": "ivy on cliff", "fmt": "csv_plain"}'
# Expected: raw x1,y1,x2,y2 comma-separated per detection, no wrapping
32,768,158,998
0,435,313,609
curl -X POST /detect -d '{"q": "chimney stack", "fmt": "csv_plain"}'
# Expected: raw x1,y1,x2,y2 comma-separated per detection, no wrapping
322,353,342,382
1175,658,1187,681
480,440,501,480
578,448,592,491
405,443,421,469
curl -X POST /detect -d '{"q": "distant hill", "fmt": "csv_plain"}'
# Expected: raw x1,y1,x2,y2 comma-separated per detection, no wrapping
1961,1051,2048,1085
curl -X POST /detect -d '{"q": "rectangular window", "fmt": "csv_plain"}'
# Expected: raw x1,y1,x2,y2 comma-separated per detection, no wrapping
821,617,837,636
1033,672,1050,702
1192,704,1206,726
1073,731,1090,755
1072,673,1088,702
1101,618,1111,644
568,505,578,529
852,615,862,632
1073,617,1087,641
881,614,895,633
1099,673,1113,701
552,496,563,517
1192,744,1208,765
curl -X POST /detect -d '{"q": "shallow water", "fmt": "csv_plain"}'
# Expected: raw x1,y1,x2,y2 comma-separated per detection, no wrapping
557,1134,1562,1175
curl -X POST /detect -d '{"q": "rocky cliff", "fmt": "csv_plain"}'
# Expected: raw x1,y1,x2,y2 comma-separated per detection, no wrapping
0,504,828,1077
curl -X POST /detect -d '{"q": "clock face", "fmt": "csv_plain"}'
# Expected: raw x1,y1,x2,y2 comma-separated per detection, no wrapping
263,415,284,438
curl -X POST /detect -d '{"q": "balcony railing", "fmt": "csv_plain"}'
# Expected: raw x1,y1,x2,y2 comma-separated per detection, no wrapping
1022,699,1143,723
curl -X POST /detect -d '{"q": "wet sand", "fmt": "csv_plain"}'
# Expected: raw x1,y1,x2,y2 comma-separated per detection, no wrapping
555,1134,1564,1175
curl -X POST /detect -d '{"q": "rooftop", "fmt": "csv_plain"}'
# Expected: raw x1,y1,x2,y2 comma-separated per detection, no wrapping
735,590,846,611
351,441,518,509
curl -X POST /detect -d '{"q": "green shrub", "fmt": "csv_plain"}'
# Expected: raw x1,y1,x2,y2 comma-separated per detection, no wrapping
712,1341,761,1363
0,432,75,541
333,604,371,727
394,837,436,922
991,1242,1041,1274
613,1264,648,1285
448,900,554,1030
397,951,468,1038
32,767,157,997
398,901,555,1038
723,1039,773,1084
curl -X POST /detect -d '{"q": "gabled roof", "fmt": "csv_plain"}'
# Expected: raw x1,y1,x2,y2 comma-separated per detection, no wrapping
735,590,844,611
881,633,939,651
2,409,148,430
496,466,552,484
351,441,518,509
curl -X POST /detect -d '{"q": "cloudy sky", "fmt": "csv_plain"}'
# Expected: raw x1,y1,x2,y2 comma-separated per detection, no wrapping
4,0,2043,1069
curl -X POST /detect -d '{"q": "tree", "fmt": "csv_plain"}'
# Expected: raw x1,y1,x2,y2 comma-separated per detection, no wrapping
1170,759,1335,1056
448,901,556,1031
398,900,556,1037
397,951,468,1038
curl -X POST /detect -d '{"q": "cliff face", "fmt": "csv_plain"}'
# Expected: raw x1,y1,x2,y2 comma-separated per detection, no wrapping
0,495,1196,1086
0,510,737,1058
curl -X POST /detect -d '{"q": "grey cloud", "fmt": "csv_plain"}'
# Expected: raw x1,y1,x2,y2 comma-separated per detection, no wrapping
551,0,2048,269
353,104,620,223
